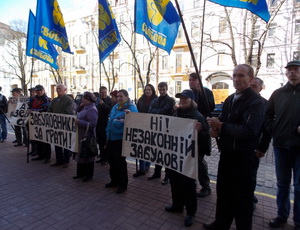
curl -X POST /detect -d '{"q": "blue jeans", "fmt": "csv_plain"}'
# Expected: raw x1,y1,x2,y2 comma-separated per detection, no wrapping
0,114,7,140
274,147,300,226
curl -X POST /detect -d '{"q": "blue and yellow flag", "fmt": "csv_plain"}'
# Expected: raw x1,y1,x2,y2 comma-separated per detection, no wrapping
134,0,180,54
26,10,59,70
98,0,121,63
208,0,270,22
35,0,72,53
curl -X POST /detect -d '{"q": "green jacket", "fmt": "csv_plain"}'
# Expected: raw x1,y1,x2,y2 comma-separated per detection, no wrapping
47,94,74,115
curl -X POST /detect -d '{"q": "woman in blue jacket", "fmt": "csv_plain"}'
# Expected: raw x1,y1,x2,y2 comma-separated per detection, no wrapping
105,89,138,194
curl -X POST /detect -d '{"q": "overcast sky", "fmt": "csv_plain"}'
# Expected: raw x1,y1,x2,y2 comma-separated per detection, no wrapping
0,0,97,25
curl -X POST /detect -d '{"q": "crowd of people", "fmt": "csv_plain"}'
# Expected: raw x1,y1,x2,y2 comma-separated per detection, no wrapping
0,61,299,229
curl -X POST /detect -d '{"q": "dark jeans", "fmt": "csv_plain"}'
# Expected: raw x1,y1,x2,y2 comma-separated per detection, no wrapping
198,154,211,190
55,146,70,164
37,141,51,159
14,125,28,144
274,147,300,226
76,162,94,179
215,151,255,230
107,140,128,188
167,168,197,216
0,114,7,140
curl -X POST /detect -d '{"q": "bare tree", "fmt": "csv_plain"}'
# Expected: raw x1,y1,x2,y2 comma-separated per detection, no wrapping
203,0,286,76
0,20,29,95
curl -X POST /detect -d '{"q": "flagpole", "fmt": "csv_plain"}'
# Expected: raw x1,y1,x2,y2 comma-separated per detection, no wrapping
198,0,207,75
173,0,211,117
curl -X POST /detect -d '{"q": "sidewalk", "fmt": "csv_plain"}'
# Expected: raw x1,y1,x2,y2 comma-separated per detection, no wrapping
0,133,295,230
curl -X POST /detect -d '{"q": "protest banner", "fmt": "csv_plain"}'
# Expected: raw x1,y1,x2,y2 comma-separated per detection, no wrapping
29,111,78,152
123,113,198,179
7,96,29,126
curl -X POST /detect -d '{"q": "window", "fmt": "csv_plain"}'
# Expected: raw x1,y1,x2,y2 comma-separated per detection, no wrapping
162,55,168,70
143,54,149,71
191,18,200,38
176,54,182,73
212,82,229,89
175,81,182,94
251,54,258,67
219,17,227,34
268,23,277,37
254,25,260,39
217,50,225,66
295,20,300,34
190,52,198,68
176,27,184,43
267,53,275,67
293,51,300,60
194,0,200,8
270,0,278,7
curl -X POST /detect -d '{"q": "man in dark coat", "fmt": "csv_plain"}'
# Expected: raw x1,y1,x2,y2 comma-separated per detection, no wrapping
189,72,215,198
0,86,8,143
148,82,175,184
95,86,112,164
203,64,265,230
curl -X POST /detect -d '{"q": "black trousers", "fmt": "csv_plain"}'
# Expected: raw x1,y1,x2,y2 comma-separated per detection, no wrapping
97,132,107,161
167,168,197,216
107,140,128,188
55,146,70,164
76,162,94,179
198,154,210,190
14,125,28,144
37,141,51,159
215,151,255,230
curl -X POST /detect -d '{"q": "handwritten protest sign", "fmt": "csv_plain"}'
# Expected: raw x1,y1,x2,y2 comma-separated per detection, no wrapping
123,113,198,179
7,96,29,126
29,111,78,152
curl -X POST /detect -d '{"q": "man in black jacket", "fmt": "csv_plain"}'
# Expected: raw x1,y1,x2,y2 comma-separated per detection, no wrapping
148,82,175,184
189,72,215,198
265,61,300,230
203,64,265,230
0,86,8,143
96,86,112,164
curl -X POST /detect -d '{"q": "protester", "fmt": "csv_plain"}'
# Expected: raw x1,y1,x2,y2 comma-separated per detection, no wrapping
0,86,8,143
9,88,28,147
165,89,210,227
250,77,271,209
265,61,300,230
110,90,118,106
29,85,52,163
47,84,74,168
148,82,175,185
133,84,158,178
203,64,265,230
189,72,215,198
73,92,98,182
105,89,138,194
95,86,112,165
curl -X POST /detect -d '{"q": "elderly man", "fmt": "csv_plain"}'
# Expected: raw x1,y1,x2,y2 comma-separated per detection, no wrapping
203,64,265,230
47,84,74,168
266,61,300,230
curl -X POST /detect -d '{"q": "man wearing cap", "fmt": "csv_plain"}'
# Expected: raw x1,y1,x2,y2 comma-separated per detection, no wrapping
29,85,52,163
204,64,265,230
47,84,74,167
165,89,210,227
265,60,300,230
0,86,8,142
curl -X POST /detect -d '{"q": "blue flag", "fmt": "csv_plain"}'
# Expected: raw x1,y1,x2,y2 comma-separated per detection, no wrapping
35,0,72,53
134,0,180,54
26,10,59,70
208,0,270,22
98,0,121,63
